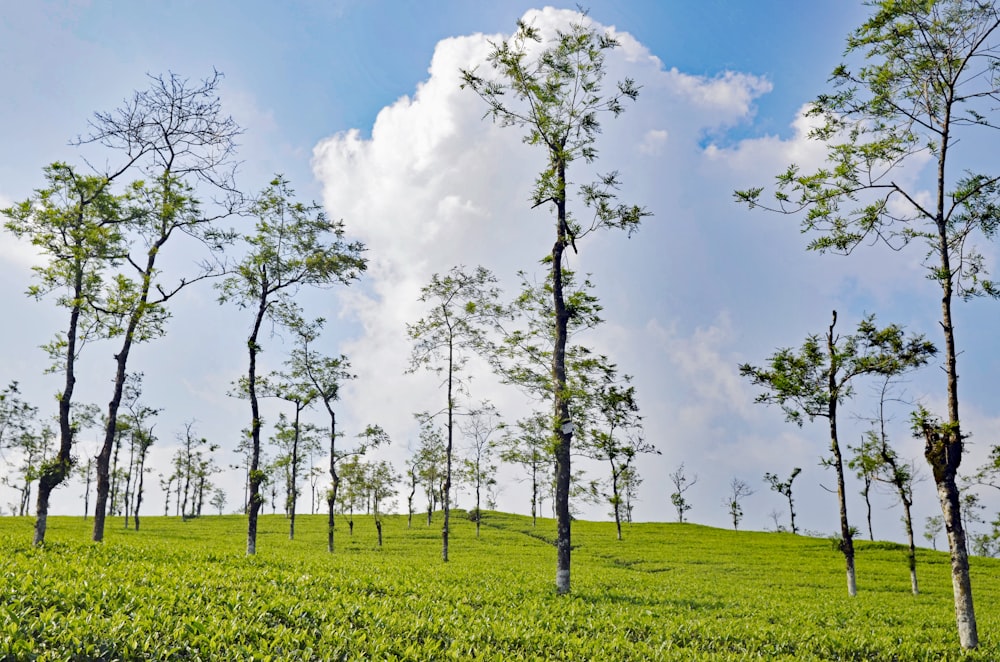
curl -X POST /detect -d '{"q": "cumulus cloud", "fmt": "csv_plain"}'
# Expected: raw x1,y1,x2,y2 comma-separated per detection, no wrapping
308,7,974,530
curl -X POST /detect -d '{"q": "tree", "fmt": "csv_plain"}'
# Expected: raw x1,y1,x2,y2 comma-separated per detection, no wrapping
412,419,446,526
619,465,642,524
405,452,421,529
336,455,365,535
210,488,227,515
261,351,319,541
971,444,1000,495
459,403,502,537
851,374,925,594
366,460,399,548
765,468,802,535
283,317,371,552
408,266,502,562
217,175,366,555
584,371,655,540
0,383,43,517
499,411,553,527
269,414,320,538
462,12,648,594
170,421,217,519
86,71,241,544
925,515,945,551
735,1,1000,646
741,311,935,597
723,478,754,531
847,435,879,542
3,164,127,545
669,463,697,524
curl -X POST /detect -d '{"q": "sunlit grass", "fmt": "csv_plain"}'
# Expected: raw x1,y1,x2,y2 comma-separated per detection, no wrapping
0,511,997,660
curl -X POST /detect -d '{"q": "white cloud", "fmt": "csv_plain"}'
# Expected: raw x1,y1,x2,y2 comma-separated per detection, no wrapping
638,129,668,155
307,7,993,535
309,8,801,524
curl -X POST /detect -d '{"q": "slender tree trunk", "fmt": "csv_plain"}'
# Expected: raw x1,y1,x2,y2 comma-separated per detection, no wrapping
442,343,453,563
246,295,268,556
376,518,383,547
289,402,300,541
407,470,416,529
901,497,919,595
531,461,538,527
94,249,158,541
611,459,623,541
123,434,135,529
82,459,92,519
827,313,856,597
552,157,572,595
475,478,481,538
134,455,145,532
35,262,83,547
863,480,874,541
327,408,338,553
929,119,977,649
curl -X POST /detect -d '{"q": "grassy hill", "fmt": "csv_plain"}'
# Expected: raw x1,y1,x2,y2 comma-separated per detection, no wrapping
1,511,997,660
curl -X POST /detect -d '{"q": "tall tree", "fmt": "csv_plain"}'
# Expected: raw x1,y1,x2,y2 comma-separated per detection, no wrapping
851,374,924,594
735,1,1000,646
407,265,501,562
270,414,320,538
117,375,158,532
59,71,243,543
459,402,502,537
741,311,935,597
765,468,802,534
3,164,127,545
170,421,217,519
723,478,754,531
415,420,447,526
584,371,655,540
217,175,366,555
260,349,318,541
366,459,399,548
281,317,367,552
462,13,648,594
0,383,43,516
669,463,697,524
499,411,553,527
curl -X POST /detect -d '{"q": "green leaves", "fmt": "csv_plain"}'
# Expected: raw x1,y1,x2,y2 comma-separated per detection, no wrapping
2,513,998,660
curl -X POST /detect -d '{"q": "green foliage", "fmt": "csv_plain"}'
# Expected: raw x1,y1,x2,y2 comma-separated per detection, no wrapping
1,513,999,659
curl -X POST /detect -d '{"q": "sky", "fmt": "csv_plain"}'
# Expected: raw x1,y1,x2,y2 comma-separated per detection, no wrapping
1,1,999,547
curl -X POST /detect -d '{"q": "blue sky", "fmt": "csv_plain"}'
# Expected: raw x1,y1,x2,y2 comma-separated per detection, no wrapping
2,1,998,547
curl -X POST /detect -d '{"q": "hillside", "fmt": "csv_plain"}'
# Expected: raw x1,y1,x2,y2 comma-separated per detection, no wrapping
1,512,997,660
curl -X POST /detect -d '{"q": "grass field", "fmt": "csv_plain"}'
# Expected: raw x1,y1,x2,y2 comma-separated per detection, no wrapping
1,511,998,660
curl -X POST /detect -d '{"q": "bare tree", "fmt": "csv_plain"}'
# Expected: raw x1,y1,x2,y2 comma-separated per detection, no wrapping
669,463,697,523
765,468,802,535
723,478,754,531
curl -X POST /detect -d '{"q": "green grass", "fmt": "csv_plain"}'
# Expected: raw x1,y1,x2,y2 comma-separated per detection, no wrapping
0,511,997,660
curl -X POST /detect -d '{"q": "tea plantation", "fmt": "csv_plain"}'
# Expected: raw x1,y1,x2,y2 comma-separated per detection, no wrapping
1,512,998,660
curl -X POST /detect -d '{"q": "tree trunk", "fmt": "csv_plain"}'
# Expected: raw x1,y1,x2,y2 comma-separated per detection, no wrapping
289,402,300,541
442,343,454,562
863,480,874,541
327,409,338,553
828,313,856,597
611,462,622,541
375,519,383,547
246,294,268,556
35,262,83,547
552,157,572,595
902,497,919,595
134,455,145,532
